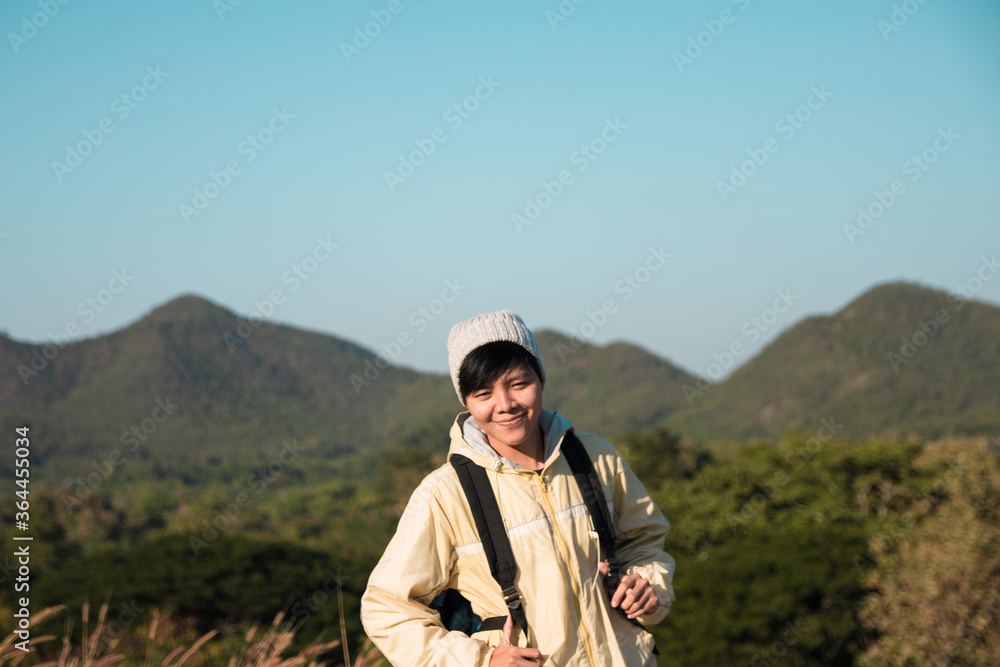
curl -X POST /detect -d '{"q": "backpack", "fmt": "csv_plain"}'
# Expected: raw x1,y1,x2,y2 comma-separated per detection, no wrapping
438,430,650,642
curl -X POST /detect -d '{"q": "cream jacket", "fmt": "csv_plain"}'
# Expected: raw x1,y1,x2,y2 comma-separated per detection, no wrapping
361,410,675,666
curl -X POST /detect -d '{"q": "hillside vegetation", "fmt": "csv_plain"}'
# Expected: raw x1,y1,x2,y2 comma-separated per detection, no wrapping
1,282,998,665
2,282,998,488
676,282,1000,441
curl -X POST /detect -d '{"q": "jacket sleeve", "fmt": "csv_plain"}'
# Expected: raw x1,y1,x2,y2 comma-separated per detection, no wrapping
361,472,496,667
607,448,676,627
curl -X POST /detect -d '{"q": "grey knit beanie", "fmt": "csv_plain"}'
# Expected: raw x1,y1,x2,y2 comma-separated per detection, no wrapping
447,310,546,405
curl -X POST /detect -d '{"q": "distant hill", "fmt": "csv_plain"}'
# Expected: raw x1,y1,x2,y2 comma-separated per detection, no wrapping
673,282,1000,441
0,294,454,480
0,294,696,482
1,282,997,483
535,330,701,436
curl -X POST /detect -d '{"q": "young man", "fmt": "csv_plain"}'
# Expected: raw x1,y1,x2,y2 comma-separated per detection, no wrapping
361,310,675,665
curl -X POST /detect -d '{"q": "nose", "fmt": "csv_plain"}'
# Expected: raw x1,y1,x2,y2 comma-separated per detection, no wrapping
495,387,514,412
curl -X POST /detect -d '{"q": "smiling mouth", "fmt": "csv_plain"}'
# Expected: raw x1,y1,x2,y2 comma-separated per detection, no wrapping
495,414,525,427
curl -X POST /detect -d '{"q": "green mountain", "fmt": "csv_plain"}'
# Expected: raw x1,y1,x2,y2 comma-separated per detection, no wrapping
0,294,454,481
535,330,699,436
1,281,997,484
0,294,697,483
673,281,1000,441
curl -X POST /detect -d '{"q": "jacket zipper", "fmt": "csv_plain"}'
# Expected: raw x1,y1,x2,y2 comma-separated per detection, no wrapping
536,472,598,667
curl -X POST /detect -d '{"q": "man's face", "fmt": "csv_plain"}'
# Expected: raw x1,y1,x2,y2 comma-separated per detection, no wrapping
464,365,543,452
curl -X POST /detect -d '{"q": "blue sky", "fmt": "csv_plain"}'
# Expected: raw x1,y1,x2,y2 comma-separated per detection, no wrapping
1,0,998,380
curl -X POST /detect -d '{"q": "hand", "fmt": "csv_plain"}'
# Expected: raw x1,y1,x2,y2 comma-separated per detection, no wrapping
600,561,659,620
489,616,544,665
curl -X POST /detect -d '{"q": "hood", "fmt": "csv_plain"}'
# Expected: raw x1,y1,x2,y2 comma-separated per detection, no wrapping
447,408,574,471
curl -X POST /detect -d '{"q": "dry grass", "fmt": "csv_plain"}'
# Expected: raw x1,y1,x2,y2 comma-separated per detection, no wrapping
0,605,65,665
0,602,384,667
221,612,339,667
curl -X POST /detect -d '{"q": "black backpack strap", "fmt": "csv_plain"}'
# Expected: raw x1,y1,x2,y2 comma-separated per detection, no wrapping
477,616,508,632
450,454,529,636
561,431,619,577
562,432,661,653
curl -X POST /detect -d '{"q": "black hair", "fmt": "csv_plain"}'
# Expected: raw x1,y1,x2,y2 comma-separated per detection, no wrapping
458,341,543,400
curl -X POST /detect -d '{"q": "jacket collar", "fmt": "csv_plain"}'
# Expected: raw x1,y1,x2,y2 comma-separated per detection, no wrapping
448,409,574,471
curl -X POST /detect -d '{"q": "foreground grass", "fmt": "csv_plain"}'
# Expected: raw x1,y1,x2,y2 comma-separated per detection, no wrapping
0,603,386,667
